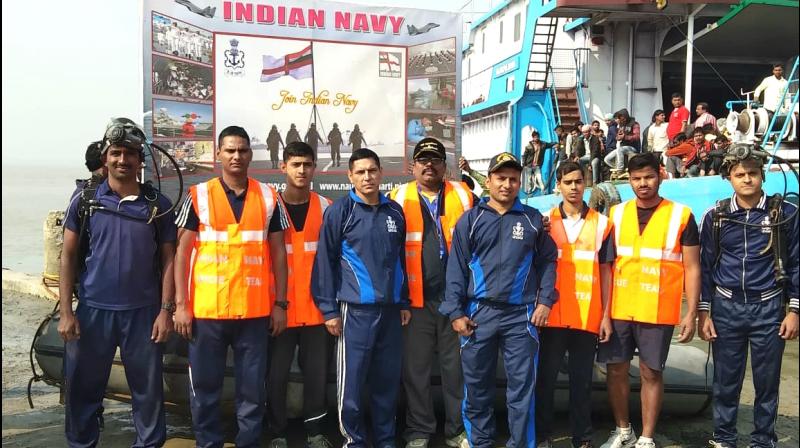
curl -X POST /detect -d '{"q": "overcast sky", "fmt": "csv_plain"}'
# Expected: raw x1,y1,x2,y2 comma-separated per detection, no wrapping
1,0,491,167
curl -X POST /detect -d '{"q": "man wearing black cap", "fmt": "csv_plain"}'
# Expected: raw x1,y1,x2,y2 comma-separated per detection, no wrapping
58,118,176,447
441,152,557,448
84,141,106,180
390,138,477,448
71,141,108,206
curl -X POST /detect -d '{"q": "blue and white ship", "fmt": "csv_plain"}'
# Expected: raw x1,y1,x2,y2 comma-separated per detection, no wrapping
459,0,798,216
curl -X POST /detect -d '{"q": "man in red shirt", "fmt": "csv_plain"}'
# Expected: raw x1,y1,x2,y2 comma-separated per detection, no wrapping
667,93,690,142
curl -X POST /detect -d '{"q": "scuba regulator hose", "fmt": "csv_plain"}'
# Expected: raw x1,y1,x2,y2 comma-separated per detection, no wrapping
145,140,184,219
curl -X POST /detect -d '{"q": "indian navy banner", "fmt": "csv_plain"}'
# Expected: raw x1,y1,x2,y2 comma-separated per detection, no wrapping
142,0,462,197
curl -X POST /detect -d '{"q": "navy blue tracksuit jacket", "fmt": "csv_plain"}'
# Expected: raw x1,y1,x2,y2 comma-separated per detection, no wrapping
441,197,557,448
312,189,409,318
441,197,558,320
699,193,798,310
311,189,409,448
699,193,799,448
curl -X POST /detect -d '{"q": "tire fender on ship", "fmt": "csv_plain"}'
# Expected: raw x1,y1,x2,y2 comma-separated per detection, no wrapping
588,182,622,216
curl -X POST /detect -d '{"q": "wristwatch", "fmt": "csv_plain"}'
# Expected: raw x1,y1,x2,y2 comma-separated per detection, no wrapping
161,302,176,313
274,300,288,310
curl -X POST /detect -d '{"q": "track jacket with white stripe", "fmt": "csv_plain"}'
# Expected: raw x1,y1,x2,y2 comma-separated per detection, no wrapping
699,193,799,311
312,189,410,321
440,197,558,321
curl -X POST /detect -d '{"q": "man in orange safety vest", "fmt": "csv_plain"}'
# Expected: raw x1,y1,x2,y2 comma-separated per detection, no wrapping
597,153,700,448
174,125,290,447
535,161,614,448
390,137,476,448
267,141,334,448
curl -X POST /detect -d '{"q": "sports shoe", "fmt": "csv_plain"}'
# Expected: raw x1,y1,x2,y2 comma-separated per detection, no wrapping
271,438,288,448
445,432,470,448
707,441,732,448
306,435,333,448
634,438,655,448
536,439,552,448
599,426,637,448
405,439,428,448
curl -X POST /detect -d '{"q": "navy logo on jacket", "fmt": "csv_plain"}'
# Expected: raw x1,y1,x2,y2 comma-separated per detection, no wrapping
512,222,524,240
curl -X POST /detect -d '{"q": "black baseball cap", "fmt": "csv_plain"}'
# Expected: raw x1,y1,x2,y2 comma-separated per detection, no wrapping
487,152,522,173
412,137,446,160
85,141,103,172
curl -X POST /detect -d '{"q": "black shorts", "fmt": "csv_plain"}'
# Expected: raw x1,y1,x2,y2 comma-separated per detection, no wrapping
596,320,673,371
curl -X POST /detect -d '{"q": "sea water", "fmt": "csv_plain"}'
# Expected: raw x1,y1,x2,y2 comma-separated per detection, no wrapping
2,163,85,274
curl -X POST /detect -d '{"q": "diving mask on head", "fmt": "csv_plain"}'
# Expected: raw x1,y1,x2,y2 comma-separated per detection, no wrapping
720,142,769,179
102,118,147,153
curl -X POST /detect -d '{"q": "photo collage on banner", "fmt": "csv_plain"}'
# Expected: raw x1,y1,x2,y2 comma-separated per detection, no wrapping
150,12,215,179
405,38,458,175
142,0,462,197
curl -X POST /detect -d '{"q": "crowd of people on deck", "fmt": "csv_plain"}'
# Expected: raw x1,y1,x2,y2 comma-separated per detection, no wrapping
507,63,796,194
518,94,729,192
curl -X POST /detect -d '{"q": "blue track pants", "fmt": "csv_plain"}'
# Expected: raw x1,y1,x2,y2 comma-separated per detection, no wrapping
460,302,539,448
337,303,403,448
64,303,165,448
189,317,269,448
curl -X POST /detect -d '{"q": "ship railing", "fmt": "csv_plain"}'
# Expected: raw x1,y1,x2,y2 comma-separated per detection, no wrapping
548,65,562,124
574,48,590,123
548,47,590,88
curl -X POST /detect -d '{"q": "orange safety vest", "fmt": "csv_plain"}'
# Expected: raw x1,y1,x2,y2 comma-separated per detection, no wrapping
189,177,278,319
547,206,611,334
391,181,473,308
610,199,691,325
281,192,331,327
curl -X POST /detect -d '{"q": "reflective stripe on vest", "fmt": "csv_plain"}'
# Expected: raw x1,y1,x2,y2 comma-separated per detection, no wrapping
610,199,691,324
393,181,473,307
190,178,277,319
282,192,331,327
546,207,610,334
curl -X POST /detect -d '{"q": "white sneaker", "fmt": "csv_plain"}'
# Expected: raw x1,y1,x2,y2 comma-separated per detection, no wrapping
707,441,732,448
634,438,655,448
599,426,637,448
444,433,469,448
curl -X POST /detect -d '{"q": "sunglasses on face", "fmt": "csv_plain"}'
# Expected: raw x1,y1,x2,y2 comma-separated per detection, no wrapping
415,157,445,166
